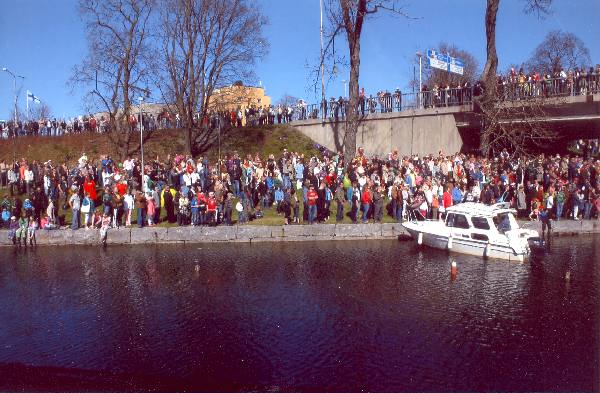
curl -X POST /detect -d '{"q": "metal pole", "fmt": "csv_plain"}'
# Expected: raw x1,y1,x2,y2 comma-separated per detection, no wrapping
218,116,221,176
139,98,144,187
419,55,423,109
342,80,347,97
3,67,24,161
12,74,16,162
320,0,325,120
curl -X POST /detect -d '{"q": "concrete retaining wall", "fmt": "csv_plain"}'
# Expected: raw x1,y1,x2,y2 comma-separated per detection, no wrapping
0,220,597,247
292,106,471,157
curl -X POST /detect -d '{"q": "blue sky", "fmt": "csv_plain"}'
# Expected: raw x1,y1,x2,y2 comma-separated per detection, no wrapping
0,0,599,120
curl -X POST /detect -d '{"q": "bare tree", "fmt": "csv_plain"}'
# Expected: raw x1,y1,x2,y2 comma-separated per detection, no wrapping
29,102,52,122
423,43,479,89
525,30,591,75
321,0,411,161
71,0,154,159
277,94,300,108
477,0,554,157
157,0,267,156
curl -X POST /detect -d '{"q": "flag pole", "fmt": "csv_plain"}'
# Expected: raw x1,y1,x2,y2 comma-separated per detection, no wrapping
26,91,29,121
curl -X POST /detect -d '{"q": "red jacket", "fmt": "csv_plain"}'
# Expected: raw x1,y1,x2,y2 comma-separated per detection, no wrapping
207,197,217,211
443,191,453,209
84,180,97,200
116,182,127,196
361,190,372,204
307,190,318,206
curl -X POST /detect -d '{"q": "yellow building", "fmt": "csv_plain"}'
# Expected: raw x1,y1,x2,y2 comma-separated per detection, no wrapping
209,83,271,123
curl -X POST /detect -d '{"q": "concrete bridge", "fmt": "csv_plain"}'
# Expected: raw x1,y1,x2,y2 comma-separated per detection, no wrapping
290,94,600,157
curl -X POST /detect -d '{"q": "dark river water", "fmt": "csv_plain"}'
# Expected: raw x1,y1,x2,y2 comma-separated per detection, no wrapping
0,237,598,392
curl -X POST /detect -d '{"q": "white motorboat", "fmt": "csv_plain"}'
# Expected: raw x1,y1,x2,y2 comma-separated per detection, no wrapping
402,202,541,262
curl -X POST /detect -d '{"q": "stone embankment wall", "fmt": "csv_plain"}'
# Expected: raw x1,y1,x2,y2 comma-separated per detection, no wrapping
0,220,598,247
0,223,406,246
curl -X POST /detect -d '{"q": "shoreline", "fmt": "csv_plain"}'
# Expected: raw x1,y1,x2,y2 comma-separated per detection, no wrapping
0,220,598,247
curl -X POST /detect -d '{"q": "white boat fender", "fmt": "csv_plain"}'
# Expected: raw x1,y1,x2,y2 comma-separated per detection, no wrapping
451,261,457,275
447,236,453,250
484,241,491,258
417,232,423,245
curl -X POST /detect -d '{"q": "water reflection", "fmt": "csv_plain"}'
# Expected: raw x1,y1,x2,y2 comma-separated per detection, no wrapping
0,237,598,392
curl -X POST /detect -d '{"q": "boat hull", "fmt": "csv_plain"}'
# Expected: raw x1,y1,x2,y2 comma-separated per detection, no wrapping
403,224,529,262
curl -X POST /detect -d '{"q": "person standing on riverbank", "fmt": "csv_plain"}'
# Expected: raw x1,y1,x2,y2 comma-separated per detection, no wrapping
307,186,318,224
540,207,551,238
135,191,147,228
69,191,80,230
81,193,94,229
361,185,373,224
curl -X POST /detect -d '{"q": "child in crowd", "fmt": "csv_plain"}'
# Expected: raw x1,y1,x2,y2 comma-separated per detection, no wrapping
27,216,38,246
124,191,134,226
146,193,156,226
100,213,111,245
529,199,540,221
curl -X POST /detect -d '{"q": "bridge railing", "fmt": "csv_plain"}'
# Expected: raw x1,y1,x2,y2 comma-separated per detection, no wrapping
290,74,600,123
291,87,474,122
499,75,600,100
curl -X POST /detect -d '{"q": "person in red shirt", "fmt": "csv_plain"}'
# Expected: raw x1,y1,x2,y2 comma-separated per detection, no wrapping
116,180,127,197
206,192,217,224
361,185,373,223
83,175,97,201
443,184,453,211
307,186,318,224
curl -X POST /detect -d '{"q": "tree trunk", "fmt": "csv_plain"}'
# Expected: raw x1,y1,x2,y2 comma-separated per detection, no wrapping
482,0,499,95
185,126,193,157
479,0,500,157
344,36,361,162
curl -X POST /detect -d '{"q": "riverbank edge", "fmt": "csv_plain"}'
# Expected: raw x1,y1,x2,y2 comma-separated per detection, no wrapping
0,219,598,247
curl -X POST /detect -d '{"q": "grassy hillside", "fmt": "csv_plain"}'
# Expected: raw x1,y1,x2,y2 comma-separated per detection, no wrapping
0,125,321,163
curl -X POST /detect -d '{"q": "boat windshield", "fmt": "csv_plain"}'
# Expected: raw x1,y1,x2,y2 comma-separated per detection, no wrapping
493,212,518,233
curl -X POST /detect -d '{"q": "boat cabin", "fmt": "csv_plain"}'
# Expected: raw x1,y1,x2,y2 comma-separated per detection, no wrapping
444,203,520,241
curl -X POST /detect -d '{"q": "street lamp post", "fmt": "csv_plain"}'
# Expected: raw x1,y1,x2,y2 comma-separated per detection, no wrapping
415,52,423,109
2,67,25,162
218,115,221,176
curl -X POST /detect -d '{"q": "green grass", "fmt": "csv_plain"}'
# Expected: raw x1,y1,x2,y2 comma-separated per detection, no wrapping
0,125,321,163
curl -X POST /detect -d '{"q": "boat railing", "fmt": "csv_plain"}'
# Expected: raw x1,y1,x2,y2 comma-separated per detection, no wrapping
406,208,427,222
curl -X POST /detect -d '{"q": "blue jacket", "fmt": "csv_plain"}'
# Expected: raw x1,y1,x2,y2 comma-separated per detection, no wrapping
452,187,463,204
274,189,284,203
295,164,304,180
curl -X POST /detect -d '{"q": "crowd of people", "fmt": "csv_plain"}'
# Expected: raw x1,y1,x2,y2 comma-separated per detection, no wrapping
2,64,599,140
1,136,599,246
